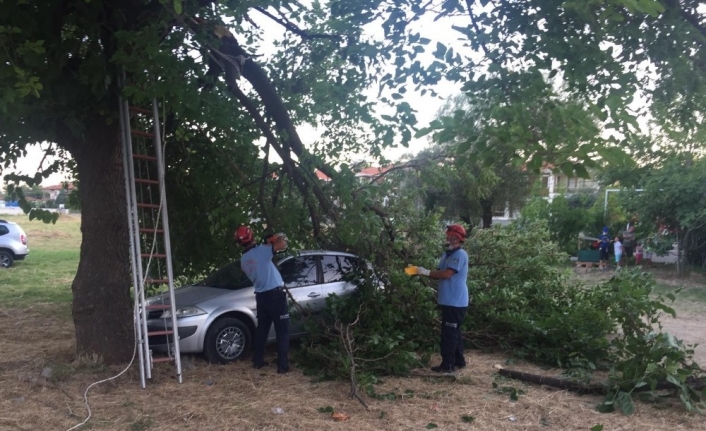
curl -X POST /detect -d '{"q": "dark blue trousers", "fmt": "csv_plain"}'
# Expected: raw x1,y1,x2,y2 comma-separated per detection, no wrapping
253,288,290,371
440,305,467,369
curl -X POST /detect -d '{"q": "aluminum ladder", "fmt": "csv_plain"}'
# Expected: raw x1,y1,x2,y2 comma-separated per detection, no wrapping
118,86,183,387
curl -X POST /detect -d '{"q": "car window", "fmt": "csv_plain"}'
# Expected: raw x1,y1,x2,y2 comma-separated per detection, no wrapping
321,255,359,283
195,261,252,290
0,225,8,236
278,256,318,287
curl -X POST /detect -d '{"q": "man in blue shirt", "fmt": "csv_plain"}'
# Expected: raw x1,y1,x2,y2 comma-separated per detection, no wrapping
598,227,611,270
236,225,290,373
407,224,470,373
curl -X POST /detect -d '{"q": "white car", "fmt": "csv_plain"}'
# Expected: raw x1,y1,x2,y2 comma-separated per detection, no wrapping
145,251,363,363
0,219,29,268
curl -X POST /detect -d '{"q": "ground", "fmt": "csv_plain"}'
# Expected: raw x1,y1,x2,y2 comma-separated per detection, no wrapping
1,266,705,431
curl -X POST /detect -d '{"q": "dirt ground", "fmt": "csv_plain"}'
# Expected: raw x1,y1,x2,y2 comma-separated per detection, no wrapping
1,267,705,431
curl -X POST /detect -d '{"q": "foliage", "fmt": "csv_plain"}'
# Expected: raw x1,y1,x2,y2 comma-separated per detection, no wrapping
294,270,438,383
414,94,535,228
517,194,604,254
595,272,705,413
467,221,613,364
298,218,704,412
2,0,706,398
621,156,706,273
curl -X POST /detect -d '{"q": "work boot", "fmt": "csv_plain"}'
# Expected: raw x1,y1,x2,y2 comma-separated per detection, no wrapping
252,361,269,369
430,365,455,374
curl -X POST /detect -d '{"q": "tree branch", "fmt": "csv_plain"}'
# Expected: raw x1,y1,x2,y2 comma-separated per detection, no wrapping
253,6,344,41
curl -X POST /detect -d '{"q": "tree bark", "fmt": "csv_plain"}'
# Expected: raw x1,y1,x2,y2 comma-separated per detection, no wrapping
480,198,493,229
70,119,134,364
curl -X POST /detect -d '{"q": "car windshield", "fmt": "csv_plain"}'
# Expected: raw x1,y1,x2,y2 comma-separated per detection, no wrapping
195,260,252,290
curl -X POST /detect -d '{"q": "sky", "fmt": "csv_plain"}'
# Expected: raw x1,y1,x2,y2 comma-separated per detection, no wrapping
6,8,471,187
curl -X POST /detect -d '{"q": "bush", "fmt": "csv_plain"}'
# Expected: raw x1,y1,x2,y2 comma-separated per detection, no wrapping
296,219,704,412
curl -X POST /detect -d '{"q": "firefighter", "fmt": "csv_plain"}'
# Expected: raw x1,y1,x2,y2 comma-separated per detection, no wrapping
406,224,470,373
236,225,290,374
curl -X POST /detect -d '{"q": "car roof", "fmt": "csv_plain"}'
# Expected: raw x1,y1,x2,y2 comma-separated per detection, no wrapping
275,249,357,262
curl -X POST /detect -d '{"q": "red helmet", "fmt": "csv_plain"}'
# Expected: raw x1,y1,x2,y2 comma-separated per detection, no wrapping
446,224,466,242
235,225,254,245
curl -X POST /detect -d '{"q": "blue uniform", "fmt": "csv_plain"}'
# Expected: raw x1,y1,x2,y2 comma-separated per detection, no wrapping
437,248,469,307
241,245,284,293
436,247,469,371
241,244,289,372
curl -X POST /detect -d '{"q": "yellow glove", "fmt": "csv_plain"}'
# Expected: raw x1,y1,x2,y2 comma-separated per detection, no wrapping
405,265,430,276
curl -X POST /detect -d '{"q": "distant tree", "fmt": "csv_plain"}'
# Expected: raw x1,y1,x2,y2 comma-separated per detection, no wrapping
622,156,706,275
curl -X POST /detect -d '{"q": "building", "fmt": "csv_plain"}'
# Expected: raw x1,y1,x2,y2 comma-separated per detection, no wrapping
42,183,75,200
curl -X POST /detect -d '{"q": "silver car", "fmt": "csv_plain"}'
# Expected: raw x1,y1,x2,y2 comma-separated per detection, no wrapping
0,219,29,268
145,250,362,363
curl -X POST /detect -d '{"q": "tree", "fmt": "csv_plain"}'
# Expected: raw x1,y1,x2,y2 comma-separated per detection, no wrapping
622,156,706,275
419,93,539,228
0,0,418,362
4,0,706,364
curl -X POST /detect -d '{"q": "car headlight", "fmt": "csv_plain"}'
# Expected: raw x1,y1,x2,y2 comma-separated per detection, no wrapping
160,306,206,319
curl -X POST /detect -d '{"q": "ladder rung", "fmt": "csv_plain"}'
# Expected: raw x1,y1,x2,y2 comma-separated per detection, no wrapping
129,106,153,115
140,228,164,234
137,203,160,209
148,330,174,336
135,178,160,185
145,278,169,284
152,356,174,363
133,154,158,161
145,304,171,310
145,304,172,310
131,129,155,138
141,253,167,258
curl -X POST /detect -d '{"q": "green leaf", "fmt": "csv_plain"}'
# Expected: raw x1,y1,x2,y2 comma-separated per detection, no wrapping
425,423,438,429
560,162,574,177
461,415,475,423
590,425,604,431
173,0,182,14
574,164,589,179
616,392,635,415
317,406,334,413
596,402,614,413
433,42,447,60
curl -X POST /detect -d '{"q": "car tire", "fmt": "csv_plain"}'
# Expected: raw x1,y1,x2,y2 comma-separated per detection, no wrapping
0,250,13,268
204,317,251,364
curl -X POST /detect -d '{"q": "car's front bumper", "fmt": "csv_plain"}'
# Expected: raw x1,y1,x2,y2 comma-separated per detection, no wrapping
146,314,209,353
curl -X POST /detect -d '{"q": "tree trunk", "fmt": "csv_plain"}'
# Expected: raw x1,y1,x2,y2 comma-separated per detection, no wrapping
480,198,493,229
70,120,134,364
678,234,690,277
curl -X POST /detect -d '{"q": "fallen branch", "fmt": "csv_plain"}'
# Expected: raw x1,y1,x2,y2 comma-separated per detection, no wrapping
494,365,706,395
494,365,604,395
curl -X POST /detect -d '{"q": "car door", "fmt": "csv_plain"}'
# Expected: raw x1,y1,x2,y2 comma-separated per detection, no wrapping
275,255,322,336
320,254,359,303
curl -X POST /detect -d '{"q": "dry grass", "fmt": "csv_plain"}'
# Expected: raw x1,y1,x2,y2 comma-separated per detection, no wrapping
1,303,705,431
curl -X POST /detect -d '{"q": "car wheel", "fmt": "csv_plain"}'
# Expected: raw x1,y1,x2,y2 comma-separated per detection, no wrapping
0,251,13,268
204,317,251,364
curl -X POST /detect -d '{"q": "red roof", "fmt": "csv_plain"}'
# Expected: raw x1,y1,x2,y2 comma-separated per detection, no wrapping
43,183,75,191
355,166,391,177
314,170,331,181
